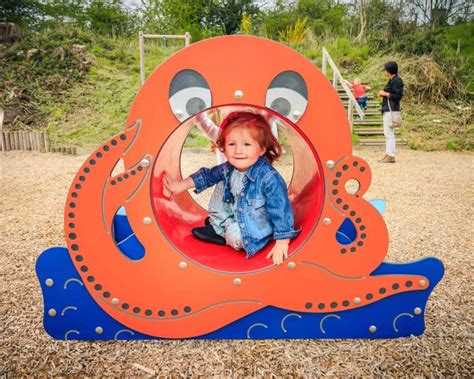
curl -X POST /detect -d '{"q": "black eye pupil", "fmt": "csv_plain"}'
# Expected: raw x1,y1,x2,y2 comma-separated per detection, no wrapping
186,97,206,116
270,97,291,116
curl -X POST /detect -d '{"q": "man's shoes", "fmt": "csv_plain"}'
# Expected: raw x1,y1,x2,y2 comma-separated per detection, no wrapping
192,225,226,245
379,155,396,163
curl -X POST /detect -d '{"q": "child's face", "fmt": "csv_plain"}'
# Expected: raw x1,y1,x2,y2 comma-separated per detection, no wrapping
354,78,362,84
223,127,266,171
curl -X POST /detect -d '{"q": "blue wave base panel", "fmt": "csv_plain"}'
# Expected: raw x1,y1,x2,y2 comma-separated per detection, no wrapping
36,247,444,340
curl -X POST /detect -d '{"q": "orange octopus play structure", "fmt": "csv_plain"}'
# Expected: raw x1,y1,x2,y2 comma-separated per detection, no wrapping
37,36,444,340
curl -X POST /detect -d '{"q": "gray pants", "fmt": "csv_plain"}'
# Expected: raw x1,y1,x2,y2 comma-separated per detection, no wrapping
208,182,243,250
383,111,399,157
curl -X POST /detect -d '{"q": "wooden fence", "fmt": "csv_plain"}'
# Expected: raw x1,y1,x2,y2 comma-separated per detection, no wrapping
0,130,76,155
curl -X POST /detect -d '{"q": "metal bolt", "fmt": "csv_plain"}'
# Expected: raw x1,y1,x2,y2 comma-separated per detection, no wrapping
95,326,104,334
419,280,426,287
112,298,119,304
48,308,57,317
369,325,377,333
354,297,361,304
45,278,54,287
143,217,152,225
234,90,244,99
140,158,150,167
174,109,184,118
414,307,422,315
293,110,302,120
179,262,187,269
288,262,296,269
326,160,335,169
323,218,331,225
233,278,241,286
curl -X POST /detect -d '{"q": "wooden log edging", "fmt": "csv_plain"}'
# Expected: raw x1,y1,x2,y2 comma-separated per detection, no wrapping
0,130,76,155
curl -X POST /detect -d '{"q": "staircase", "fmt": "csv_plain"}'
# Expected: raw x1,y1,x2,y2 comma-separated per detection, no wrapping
321,47,407,147
337,86,407,146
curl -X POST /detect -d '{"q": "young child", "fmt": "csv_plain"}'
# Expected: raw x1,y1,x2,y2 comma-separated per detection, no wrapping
163,111,300,265
345,78,371,111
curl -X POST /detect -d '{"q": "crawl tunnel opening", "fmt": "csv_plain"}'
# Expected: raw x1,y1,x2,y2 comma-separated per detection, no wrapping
150,105,325,273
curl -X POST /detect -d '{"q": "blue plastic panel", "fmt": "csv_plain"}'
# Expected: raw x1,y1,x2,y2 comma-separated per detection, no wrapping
36,247,444,340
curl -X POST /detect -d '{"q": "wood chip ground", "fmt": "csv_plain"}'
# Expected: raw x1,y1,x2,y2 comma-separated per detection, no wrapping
0,148,472,376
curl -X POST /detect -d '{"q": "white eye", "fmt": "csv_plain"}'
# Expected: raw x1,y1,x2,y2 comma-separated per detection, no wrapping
265,71,308,123
169,70,212,121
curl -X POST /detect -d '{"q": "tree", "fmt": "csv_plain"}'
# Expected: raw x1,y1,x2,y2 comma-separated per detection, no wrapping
354,0,366,42
206,0,260,35
86,0,134,36
0,0,43,28
408,0,473,29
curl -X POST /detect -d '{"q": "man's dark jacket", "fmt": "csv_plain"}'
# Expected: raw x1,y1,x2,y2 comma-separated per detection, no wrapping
381,74,404,113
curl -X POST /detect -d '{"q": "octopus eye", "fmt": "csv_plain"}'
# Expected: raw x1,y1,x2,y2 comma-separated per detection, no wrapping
169,69,212,121
265,71,308,123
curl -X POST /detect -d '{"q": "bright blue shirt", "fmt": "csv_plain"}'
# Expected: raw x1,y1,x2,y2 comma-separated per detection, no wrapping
191,156,301,257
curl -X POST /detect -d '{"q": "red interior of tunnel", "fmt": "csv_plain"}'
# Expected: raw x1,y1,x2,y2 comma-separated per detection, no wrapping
150,106,325,273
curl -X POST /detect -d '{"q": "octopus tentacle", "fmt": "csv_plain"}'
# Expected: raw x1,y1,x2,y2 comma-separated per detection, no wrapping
314,156,389,277
271,262,430,313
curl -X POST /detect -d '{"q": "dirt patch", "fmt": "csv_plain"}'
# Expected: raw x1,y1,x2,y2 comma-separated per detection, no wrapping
0,148,473,376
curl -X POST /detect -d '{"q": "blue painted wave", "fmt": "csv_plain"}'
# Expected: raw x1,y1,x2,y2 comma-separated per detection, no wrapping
36,247,443,340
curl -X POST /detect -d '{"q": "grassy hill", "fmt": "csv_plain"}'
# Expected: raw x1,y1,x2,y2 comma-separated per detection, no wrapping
1,27,472,151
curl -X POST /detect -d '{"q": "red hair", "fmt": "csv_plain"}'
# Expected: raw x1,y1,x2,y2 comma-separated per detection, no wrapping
216,111,282,164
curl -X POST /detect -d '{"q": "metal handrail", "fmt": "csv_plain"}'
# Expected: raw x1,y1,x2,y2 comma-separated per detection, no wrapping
321,47,365,130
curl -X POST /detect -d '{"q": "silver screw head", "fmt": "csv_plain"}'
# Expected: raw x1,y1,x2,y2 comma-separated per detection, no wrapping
48,308,57,317
174,109,184,119
288,262,296,269
414,307,422,315
179,262,187,269
326,160,335,168
45,278,54,287
234,90,244,99
293,110,302,120
143,217,152,225
112,298,119,304
95,326,104,334
419,279,426,287
354,297,361,304
369,325,377,333
323,218,331,225
140,158,150,167
233,278,241,286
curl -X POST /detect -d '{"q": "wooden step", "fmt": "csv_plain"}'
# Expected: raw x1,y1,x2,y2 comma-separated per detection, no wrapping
343,101,379,107
354,128,399,136
353,119,383,126
345,111,381,116
359,139,407,146
339,94,373,100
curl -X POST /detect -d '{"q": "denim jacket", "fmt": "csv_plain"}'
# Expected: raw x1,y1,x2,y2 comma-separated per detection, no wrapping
191,156,301,257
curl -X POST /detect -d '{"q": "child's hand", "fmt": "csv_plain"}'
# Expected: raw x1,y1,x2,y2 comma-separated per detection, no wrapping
163,171,192,197
266,239,290,265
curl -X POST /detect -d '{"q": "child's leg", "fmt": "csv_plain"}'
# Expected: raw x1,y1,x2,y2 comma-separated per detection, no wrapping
224,221,244,250
361,96,368,109
208,181,232,237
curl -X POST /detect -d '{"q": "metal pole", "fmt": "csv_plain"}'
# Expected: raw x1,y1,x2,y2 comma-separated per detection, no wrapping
139,31,146,85
185,32,191,47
